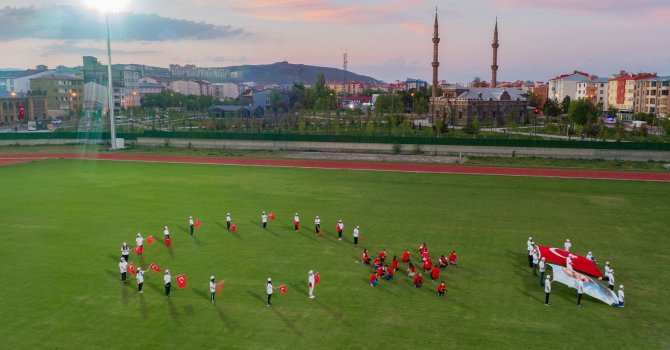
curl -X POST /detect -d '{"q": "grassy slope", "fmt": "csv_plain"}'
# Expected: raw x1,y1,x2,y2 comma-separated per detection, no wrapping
0,160,668,349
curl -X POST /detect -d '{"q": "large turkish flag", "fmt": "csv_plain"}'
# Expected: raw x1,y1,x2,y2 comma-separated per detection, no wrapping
537,246,603,278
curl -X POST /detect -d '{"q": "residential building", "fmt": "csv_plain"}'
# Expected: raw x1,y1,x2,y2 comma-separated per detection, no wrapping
608,71,656,114
82,56,140,111
211,83,239,100
29,75,83,117
0,91,48,124
404,78,428,91
138,82,164,95
0,69,53,93
634,76,670,116
170,79,212,96
575,77,609,108
547,70,591,102
528,85,548,108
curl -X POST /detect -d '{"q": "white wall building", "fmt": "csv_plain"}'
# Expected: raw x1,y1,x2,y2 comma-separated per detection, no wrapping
575,77,609,108
170,79,212,96
211,83,239,100
547,70,591,102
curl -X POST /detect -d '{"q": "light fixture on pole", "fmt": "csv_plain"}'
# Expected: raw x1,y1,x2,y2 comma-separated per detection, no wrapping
84,0,130,149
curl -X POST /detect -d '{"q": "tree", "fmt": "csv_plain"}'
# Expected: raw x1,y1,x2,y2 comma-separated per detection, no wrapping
315,73,326,98
561,96,571,116
543,99,561,119
568,99,599,126
607,105,619,118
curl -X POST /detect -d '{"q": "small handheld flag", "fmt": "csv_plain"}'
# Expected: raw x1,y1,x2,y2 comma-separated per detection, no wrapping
194,219,201,228
231,224,236,233
176,275,187,288
128,262,136,275
279,285,288,294
268,213,276,220
146,235,155,245
318,230,323,237
149,263,161,273
216,280,225,296
165,237,172,247
315,272,320,285
133,246,141,255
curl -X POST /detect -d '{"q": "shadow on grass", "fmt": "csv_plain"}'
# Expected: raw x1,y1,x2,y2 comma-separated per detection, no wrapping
193,287,209,302
251,219,280,237
247,289,303,337
246,290,266,305
108,253,120,263
167,246,175,258
215,221,227,231
122,283,129,305
313,298,344,320
166,297,180,324
213,303,233,330
193,235,203,247
138,293,148,318
178,224,189,235
148,281,163,295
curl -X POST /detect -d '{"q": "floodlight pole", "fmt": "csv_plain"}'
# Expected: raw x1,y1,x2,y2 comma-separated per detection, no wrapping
106,13,117,149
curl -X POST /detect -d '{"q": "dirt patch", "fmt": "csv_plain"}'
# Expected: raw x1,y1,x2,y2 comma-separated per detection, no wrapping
284,152,465,164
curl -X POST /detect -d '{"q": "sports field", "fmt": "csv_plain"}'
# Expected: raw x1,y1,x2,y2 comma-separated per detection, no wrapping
0,158,668,349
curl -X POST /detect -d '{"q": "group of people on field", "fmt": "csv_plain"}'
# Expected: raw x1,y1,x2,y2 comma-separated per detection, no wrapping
364,242,456,297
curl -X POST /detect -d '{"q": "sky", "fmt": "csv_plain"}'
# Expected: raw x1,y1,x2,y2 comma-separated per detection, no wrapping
0,0,668,83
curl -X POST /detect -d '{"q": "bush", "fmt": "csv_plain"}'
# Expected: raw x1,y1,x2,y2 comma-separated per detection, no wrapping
412,143,423,155
391,142,402,154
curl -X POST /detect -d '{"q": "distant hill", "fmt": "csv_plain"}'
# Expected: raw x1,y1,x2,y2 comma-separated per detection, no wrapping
224,61,379,84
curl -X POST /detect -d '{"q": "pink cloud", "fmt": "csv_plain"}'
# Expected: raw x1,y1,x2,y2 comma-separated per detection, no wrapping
493,0,667,15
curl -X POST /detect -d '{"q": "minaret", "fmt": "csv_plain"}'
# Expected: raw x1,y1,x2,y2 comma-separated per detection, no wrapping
491,18,499,88
431,9,440,99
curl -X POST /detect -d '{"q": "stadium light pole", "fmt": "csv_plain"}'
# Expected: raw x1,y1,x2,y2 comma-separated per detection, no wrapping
85,0,130,149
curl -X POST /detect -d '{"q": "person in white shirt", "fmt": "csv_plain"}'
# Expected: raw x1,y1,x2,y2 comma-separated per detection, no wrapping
226,213,232,230
532,251,539,276
564,239,572,252
527,238,534,268
266,277,277,306
544,275,551,306
604,262,613,281
337,220,344,241
353,225,360,246
617,285,625,308
577,278,584,306
566,254,574,271
119,258,128,284
189,216,195,236
314,216,321,234
136,267,145,293
121,242,130,262
135,233,144,255
210,276,216,303
308,270,316,299
539,257,546,285
164,270,171,297
294,213,300,232
261,211,268,229
608,270,615,291
163,226,170,240
586,251,597,264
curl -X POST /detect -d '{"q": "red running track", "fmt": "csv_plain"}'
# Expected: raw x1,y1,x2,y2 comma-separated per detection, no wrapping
1,152,669,182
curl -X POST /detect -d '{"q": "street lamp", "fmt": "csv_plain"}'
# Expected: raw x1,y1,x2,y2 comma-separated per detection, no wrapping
84,0,130,149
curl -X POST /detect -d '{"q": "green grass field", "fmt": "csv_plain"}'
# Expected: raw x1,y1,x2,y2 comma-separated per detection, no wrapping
0,159,668,349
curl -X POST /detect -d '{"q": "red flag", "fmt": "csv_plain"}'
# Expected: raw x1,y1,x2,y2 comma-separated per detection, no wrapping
268,213,275,220
176,275,187,288
194,218,201,228
315,272,320,285
294,221,300,228
537,246,603,278
279,285,288,294
165,237,172,247
216,280,225,296
147,235,155,245
318,230,323,237
149,263,161,273
231,224,236,233
133,246,141,255
128,262,136,275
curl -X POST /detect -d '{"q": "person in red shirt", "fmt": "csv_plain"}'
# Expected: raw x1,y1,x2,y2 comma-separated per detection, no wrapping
369,273,378,287
438,255,448,268
430,265,440,280
362,249,370,264
373,257,381,268
391,256,399,271
421,250,430,262
407,263,416,277
437,281,447,296
401,250,410,264
385,265,394,280
413,273,423,288
423,258,432,272
418,242,428,255
376,265,385,278
378,249,387,263
448,251,458,265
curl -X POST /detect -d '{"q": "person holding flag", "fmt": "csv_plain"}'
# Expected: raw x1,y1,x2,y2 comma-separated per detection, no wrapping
121,242,130,262
577,278,585,306
135,234,144,255
608,270,616,291
617,285,625,308
261,211,268,229
164,270,171,297
226,213,232,231
119,258,128,284
532,250,539,276
353,225,360,246
564,239,572,252
210,276,216,303
604,262,613,281
527,238,534,268
163,226,170,240
539,257,546,286
188,216,195,236
294,213,300,232
136,267,145,293
266,277,277,306
336,219,344,241
314,216,321,234
308,270,316,299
